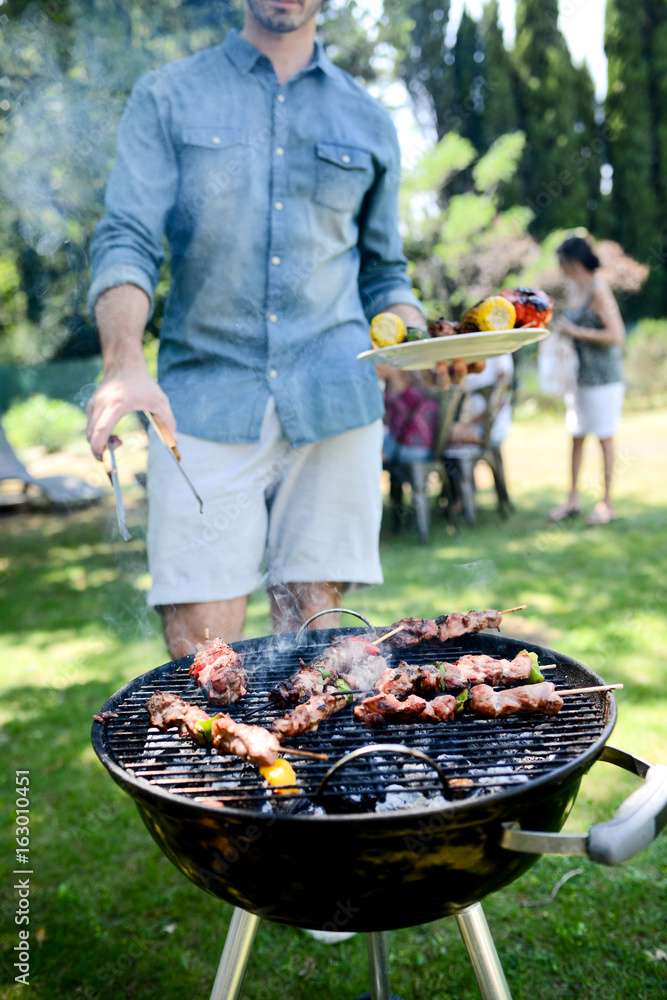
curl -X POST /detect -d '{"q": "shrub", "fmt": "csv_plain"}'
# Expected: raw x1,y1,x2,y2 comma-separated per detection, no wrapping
4,394,86,453
625,319,667,402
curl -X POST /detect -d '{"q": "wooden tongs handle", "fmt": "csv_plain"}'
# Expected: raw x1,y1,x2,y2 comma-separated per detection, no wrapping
144,411,181,461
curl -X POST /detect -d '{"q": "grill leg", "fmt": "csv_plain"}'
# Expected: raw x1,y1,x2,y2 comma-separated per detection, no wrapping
367,931,391,1000
455,903,512,1000
209,907,260,1000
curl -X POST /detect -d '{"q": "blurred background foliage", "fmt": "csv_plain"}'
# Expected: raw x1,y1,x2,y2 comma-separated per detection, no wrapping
0,0,665,390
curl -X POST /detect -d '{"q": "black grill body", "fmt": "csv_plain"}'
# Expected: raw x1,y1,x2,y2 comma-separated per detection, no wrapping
92,629,615,931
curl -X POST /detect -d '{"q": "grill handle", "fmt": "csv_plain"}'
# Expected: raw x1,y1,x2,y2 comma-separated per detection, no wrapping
500,745,667,865
294,608,373,644
315,743,451,798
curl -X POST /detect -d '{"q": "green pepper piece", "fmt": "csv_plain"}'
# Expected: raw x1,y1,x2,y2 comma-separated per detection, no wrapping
521,650,544,684
436,662,447,691
194,717,214,744
406,325,428,342
335,677,352,693
455,689,469,714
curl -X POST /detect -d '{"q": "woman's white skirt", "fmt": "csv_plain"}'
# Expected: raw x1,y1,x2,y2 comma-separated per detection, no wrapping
565,382,625,438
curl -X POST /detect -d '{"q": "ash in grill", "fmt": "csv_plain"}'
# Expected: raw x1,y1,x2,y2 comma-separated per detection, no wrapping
102,630,607,815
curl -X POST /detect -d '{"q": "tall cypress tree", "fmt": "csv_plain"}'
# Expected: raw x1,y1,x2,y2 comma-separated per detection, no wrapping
479,0,519,148
645,0,667,310
513,0,590,235
383,0,452,138
605,0,663,312
450,10,485,149
572,62,604,233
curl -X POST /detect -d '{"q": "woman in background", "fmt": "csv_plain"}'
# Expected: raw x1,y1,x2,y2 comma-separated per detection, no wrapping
549,236,625,526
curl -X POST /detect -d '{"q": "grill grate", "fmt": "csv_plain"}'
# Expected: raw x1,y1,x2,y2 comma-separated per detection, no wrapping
100,630,609,814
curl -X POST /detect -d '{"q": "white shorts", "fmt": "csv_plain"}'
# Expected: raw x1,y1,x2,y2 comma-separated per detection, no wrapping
147,400,383,606
565,382,625,439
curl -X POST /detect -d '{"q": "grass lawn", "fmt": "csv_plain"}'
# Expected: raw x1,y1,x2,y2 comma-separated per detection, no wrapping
1,408,666,999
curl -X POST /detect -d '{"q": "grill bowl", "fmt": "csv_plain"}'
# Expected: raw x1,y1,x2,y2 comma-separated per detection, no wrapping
92,629,616,931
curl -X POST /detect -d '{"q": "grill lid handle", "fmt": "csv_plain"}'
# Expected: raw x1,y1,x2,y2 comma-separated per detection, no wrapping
315,743,451,799
294,608,373,644
500,745,667,866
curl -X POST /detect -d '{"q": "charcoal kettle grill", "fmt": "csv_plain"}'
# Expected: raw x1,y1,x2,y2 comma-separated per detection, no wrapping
92,609,667,999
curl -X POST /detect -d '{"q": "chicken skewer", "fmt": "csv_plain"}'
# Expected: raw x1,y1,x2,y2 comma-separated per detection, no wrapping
387,606,526,650
355,681,622,726
145,693,327,794
374,650,550,699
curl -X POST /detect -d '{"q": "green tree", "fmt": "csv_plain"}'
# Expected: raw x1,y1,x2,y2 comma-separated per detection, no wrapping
382,0,452,138
605,0,664,313
449,10,484,149
479,0,518,149
646,0,667,304
513,0,591,236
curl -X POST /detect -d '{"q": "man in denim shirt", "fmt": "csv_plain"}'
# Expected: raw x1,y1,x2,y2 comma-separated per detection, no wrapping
87,0,424,655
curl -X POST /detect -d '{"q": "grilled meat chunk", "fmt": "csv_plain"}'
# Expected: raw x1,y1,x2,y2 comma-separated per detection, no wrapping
470,681,563,718
269,664,328,707
389,609,503,650
190,636,247,705
210,715,281,767
272,691,349,738
353,692,428,726
420,695,458,722
146,691,211,740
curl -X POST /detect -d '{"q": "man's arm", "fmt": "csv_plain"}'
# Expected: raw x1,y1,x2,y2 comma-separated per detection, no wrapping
86,285,175,459
86,71,178,459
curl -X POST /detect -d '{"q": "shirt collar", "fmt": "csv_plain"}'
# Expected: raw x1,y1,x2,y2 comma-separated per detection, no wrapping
222,28,337,79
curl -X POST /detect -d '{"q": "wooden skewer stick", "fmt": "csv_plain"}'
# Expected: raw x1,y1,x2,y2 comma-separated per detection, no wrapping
558,683,623,696
499,605,528,615
375,624,406,644
281,748,329,761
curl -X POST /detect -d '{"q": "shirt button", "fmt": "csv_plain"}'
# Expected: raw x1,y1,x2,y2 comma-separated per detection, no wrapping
212,135,221,145
269,369,279,380
271,256,281,266
341,153,351,164
268,313,278,323
277,94,286,103
276,146,285,156
274,201,284,211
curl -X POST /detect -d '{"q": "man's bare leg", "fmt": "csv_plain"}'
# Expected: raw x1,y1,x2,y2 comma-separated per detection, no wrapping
160,597,248,658
269,582,342,634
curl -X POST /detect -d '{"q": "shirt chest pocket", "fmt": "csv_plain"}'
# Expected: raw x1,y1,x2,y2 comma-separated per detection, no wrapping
180,127,249,200
314,142,374,213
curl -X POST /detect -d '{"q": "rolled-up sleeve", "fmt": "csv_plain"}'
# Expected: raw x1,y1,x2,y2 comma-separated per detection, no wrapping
88,71,178,316
357,120,422,322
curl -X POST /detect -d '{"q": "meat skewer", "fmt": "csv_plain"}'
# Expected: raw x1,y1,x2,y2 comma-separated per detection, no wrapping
355,682,622,726
375,650,549,699
387,606,526,650
146,693,327,769
189,635,248,705
269,635,389,707
272,691,350,738
353,691,467,726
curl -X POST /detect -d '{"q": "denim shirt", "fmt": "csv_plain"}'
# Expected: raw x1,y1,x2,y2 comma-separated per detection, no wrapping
88,30,420,445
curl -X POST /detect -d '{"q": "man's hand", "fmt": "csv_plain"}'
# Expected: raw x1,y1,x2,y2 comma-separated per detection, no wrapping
87,367,176,461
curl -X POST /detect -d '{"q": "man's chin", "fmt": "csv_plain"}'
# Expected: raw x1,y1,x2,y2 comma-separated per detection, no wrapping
247,0,314,34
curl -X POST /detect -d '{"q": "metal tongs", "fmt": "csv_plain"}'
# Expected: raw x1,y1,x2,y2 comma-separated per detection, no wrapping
103,436,131,542
143,411,204,514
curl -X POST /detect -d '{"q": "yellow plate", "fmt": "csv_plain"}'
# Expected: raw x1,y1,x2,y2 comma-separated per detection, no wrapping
357,327,549,371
